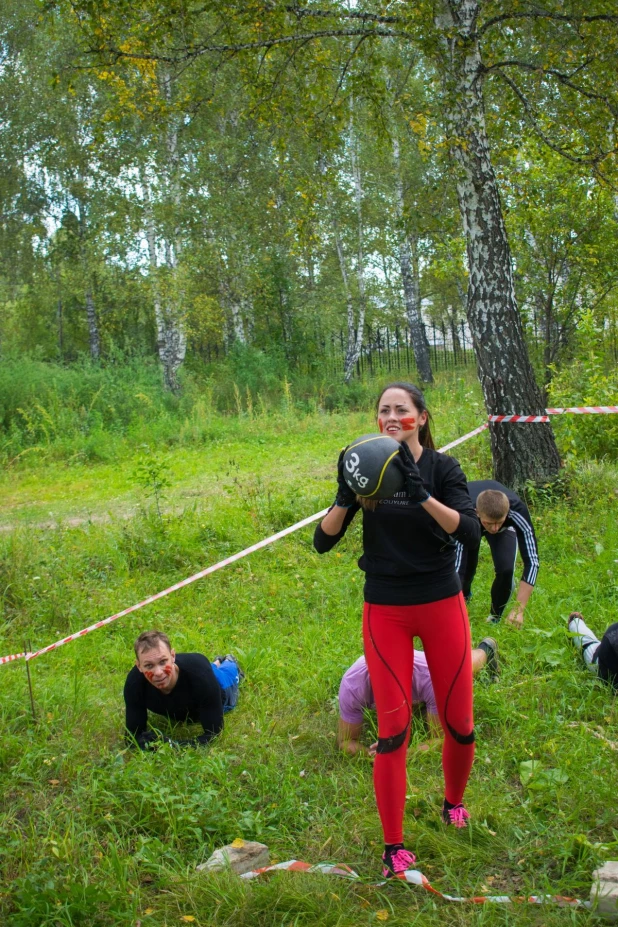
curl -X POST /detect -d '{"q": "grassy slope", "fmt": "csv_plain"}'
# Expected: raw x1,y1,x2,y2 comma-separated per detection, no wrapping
1,370,617,926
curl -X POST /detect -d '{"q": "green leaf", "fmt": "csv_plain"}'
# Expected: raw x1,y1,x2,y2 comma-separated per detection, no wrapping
519,760,568,791
519,759,542,787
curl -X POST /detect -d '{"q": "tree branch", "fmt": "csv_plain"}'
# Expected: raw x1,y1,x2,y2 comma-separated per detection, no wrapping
314,33,371,116
494,69,618,166
484,58,618,115
479,9,618,37
92,27,400,64
284,5,401,26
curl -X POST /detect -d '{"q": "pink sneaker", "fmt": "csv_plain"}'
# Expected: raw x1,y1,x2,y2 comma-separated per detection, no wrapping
442,801,470,828
381,846,417,879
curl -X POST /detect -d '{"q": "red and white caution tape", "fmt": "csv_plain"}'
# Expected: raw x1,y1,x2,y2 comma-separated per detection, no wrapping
489,406,618,423
0,650,30,666
240,859,588,908
0,508,327,666
490,414,550,423
0,422,492,667
547,406,618,415
439,422,489,451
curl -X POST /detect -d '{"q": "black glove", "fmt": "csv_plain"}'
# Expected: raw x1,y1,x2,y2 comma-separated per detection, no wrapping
136,731,159,751
335,448,357,508
394,442,431,503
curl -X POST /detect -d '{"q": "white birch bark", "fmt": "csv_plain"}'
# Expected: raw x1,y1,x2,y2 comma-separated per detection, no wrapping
141,71,187,393
436,0,561,486
85,288,100,360
331,212,358,382
221,278,247,345
76,199,101,360
144,186,186,394
392,133,433,383
345,122,366,382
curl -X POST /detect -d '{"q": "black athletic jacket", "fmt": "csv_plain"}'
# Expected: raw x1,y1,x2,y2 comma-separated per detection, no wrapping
314,448,480,606
458,479,540,585
124,653,223,746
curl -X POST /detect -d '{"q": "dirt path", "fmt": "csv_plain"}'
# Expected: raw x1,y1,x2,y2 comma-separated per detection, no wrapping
0,490,209,533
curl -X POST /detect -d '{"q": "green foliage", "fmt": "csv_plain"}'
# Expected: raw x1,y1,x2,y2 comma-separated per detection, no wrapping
547,311,618,461
0,355,179,463
132,451,171,519
0,357,488,469
518,760,568,793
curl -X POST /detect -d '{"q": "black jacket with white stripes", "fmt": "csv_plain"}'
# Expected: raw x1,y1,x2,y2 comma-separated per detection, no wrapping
464,479,540,585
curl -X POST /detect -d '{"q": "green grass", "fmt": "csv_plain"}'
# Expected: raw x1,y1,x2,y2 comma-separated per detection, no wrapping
1,369,617,925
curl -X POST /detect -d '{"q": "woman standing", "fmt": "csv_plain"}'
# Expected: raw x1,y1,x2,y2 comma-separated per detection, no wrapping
314,383,481,877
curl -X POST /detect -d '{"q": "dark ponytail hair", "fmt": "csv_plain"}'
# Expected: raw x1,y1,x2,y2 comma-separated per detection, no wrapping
376,381,435,450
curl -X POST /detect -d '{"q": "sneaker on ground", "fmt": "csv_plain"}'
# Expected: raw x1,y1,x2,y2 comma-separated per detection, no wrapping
381,846,417,879
223,654,245,681
477,637,499,679
486,615,500,624
442,801,470,828
567,611,584,631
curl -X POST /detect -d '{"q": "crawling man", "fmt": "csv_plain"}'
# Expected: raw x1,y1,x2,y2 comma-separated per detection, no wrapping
124,630,241,749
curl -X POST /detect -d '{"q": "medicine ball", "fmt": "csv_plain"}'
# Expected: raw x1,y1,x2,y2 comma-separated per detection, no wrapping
342,434,405,499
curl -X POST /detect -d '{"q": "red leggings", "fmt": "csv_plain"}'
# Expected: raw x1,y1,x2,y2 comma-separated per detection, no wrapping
362,594,474,845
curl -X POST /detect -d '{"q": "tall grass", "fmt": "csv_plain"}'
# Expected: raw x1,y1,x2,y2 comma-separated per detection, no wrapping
0,355,486,468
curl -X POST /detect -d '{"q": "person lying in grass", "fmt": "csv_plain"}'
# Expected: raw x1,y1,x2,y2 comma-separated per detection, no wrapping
337,639,498,756
568,612,618,691
124,630,242,749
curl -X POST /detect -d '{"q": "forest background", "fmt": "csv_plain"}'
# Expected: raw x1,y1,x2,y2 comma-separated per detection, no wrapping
2,0,618,480
1,1,618,925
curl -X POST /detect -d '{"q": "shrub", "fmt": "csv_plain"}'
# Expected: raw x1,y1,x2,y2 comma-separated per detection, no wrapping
547,312,618,461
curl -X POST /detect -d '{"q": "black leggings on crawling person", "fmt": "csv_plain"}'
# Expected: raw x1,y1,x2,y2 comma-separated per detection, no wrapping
596,622,618,691
458,528,518,619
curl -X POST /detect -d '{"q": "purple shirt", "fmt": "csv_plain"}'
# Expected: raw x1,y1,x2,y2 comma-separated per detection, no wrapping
338,651,437,724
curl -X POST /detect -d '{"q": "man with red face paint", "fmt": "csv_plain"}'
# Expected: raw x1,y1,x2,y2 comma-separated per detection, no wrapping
124,630,237,749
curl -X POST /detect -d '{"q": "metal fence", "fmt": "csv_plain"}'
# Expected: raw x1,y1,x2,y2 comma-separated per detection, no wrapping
324,320,474,378
198,314,618,379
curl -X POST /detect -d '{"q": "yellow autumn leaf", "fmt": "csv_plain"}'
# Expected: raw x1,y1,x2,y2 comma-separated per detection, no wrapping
144,909,154,916
376,911,389,921
231,838,245,848
180,918,196,924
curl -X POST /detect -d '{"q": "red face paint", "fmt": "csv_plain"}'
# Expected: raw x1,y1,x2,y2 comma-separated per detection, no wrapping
163,664,173,677
400,416,416,430
378,419,384,433
145,670,154,681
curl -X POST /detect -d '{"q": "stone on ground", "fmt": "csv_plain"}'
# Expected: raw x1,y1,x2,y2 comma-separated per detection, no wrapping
591,861,618,920
196,840,269,876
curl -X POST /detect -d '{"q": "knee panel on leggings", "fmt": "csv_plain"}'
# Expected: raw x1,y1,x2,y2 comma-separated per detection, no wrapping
376,724,409,754
446,721,475,745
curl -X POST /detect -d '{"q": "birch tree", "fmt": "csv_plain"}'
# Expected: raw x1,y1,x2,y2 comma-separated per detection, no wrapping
391,131,433,384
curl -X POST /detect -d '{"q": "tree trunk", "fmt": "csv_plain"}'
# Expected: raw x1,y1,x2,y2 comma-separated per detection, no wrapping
436,0,561,488
321,150,363,383
332,216,359,383
345,121,366,382
145,200,186,394
392,134,433,383
85,288,100,360
76,200,101,361
223,279,247,344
